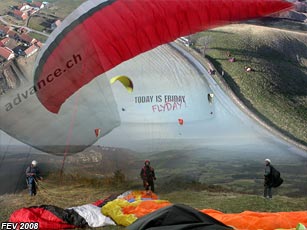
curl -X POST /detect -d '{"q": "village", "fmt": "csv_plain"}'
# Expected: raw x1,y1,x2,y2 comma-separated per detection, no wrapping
0,0,62,96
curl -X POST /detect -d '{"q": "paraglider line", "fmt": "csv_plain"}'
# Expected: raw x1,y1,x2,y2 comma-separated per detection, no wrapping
15,146,32,193
60,93,80,176
0,135,12,170
60,40,92,176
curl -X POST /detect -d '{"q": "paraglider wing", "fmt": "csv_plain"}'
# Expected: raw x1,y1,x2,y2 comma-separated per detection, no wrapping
110,75,133,93
178,118,184,126
94,128,101,137
34,0,292,114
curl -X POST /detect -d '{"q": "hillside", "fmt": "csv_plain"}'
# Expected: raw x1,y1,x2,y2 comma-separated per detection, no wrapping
0,146,139,195
1,173,307,229
1,145,306,227
143,148,307,197
191,23,307,147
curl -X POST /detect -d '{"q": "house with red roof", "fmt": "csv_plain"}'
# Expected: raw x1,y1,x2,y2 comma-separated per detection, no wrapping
7,30,19,40
12,9,28,20
0,25,10,37
20,33,37,45
35,41,43,48
24,44,39,58
5,38,18,51
1,38,10,46
0,47,15,61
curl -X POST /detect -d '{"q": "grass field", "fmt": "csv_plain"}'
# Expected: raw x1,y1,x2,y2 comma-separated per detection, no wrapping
28,31,48,43
1,145,306,227
247,18,307,32
27,15,47,32
148,148,307,198
0,0,85,18
40,0,86,19
1,172,306,229
0,0,24,15
0,0,86,33
191,22,307,146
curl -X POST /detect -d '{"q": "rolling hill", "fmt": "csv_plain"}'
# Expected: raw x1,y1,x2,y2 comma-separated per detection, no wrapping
191,22,307,147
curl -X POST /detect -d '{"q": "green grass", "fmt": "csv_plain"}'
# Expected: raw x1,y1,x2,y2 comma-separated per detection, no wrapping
247,18,307,32
1,148,306,229
27,15,47,32
162,190,307,213
0,0,85,18
0,0,23,15
1,173,306,229
28,31,48,43
40,0,86,19
0,0,87,46
146,148,307,198
1,15,26,27
191,23,307,146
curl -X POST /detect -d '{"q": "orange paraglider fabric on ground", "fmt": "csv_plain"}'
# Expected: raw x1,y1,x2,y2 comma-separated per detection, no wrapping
122,200,171,218
201,209,307,230
102,199,171,226
101,191,171,226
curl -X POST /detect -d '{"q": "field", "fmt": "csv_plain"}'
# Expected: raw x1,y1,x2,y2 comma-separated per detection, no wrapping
40,0,86,19
0,0,86,35
1,167,306,229
0,0,85,18
28,31,48,43
27,15,47,32
190,22,307,146
0,146,306,227
147,147,307,198
0,1,24,15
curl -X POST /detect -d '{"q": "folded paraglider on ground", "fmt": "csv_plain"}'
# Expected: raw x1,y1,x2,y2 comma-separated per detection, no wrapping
9,190,307,230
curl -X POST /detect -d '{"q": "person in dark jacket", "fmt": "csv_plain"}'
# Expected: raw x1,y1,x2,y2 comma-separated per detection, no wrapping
26,160,43,196
264,159,273,199
140,160,156,193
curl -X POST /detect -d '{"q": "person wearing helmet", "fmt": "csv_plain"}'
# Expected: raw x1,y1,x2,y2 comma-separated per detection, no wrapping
264,159,273,199
140,160,156,193
26,160,43,196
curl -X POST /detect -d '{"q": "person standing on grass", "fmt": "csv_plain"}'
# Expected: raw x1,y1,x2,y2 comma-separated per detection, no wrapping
264,158,273,199
26,160,43,196
140,160,156,193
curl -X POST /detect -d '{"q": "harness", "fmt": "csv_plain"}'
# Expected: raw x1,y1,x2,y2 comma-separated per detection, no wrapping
142,166,154,179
